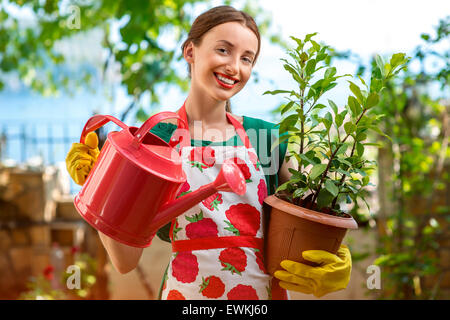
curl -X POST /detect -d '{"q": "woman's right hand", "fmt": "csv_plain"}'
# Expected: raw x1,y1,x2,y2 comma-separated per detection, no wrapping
65,132,100,185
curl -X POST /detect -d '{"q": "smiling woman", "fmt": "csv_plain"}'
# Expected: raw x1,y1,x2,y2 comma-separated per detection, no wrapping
180,6,261,112
65,4,353,301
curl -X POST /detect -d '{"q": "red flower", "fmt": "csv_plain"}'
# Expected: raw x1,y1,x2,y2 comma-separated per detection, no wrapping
219,247,247,275
176,181,191,198
185,211,218,239
224,203,260,236
227,284,259,300
188,147,216,172
257,179,268,205
230,157,252,182
43,265,54,280
202,192,223,211
171,252,199,283
199,276,225,298
167,289,186,300
254,248,267,273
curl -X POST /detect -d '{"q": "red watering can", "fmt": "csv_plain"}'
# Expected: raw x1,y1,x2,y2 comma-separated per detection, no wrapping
73,112,246,248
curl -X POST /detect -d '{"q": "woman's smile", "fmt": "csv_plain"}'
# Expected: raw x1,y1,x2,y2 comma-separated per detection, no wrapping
214,72,240,89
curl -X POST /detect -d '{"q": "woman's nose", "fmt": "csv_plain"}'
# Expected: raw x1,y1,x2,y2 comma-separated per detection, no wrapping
225,57,239,75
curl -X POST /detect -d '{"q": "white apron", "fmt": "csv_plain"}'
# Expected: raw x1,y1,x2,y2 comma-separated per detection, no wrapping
159,103,286,300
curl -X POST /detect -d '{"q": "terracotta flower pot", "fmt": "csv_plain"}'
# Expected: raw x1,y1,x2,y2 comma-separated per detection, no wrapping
263,195,358,276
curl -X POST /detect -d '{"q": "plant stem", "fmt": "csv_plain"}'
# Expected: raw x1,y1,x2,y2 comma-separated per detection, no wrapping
299,88,305,155
311,108,368,205
331,139,357,209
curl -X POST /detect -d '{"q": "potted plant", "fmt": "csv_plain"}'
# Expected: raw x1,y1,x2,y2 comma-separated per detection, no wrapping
263,33,409,275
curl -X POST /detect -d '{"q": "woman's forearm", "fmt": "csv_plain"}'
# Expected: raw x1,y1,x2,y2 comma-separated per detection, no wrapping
98,231,143,274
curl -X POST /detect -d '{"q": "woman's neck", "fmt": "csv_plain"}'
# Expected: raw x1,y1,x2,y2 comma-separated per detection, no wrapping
184,93,228,127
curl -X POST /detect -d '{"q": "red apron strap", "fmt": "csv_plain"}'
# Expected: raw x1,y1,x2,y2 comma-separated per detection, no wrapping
226,112,252,150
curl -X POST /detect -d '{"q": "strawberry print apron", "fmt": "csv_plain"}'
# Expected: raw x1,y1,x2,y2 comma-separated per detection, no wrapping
160,103,287,300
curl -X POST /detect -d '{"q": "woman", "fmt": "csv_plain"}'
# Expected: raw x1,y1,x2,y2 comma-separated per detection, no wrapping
66,5,351,300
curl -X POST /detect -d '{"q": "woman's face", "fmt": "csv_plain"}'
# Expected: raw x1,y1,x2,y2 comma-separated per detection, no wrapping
185,21,259,102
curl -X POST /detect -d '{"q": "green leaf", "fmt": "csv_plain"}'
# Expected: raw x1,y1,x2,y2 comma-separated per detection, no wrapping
325,180,339,197
348,81,364,104
314,103,327,110
279,114,298,132
335,114,344,128
283,64,302,83
310,163,327,180
263,89,292,95
358,75,367,87
356,142,364,156
310,39,321,51
322,112,333,131
344,122,356,135
324,67,337,78
305,59,317,76
375,55,386,78
290,36,304,50
389,53,406,69
356,132,367,141
300,52,309,66
316,189,334,209
305,32,318,42
299,153,317,166
347,96,361,117
337,168,352,176
293,188,307,199
366,92,380,109
335,110,347,128
281,101,296,115
328,99,338,115
336,157,352,167
370,78,383,93
335,143,349,156
276,181,291,192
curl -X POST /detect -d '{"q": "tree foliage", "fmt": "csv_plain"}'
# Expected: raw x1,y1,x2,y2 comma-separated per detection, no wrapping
0,0,286,120
369,17,449,300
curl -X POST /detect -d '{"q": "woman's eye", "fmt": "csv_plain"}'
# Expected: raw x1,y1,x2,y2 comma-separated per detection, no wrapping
243,57,253,64
217,48,228,54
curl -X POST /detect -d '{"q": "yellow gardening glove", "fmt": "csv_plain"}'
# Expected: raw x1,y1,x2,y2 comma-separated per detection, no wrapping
65,132,100,186
273,245,352,298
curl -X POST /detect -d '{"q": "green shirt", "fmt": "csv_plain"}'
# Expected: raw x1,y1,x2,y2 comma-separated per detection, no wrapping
149,115,288,242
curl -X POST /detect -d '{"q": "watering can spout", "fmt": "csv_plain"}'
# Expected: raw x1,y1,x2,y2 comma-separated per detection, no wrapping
151,158,246,233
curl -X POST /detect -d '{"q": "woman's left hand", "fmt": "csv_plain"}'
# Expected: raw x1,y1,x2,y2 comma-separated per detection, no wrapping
273,245,352,298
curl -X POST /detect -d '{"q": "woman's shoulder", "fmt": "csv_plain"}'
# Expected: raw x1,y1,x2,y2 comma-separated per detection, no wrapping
149,120,178,143
241,115,279,131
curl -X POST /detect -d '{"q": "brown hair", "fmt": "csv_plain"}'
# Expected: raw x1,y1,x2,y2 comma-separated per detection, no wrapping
181,5,261,112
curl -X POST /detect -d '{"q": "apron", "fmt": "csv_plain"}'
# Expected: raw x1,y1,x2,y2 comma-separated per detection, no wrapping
160,103,287,300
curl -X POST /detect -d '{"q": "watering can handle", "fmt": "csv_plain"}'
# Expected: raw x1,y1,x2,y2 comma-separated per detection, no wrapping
132,111,188,148
80,113,188,150
80,115,129,144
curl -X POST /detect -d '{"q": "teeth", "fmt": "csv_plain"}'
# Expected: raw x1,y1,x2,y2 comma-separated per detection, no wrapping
216,74,235,85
